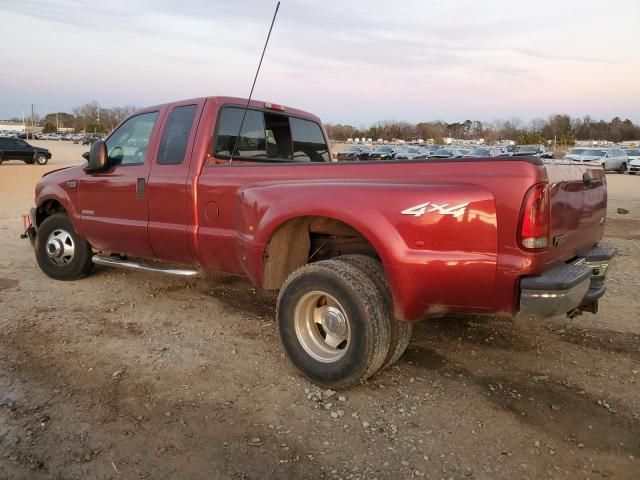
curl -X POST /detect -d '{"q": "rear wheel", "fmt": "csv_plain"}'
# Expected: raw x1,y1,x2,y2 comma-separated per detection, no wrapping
35,213,93,280
35,153,48,165
618,162,627,174
340,255,412,369
277,259,391,389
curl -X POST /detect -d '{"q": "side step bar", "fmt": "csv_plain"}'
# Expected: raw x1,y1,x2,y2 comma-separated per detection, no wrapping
92,255,199,277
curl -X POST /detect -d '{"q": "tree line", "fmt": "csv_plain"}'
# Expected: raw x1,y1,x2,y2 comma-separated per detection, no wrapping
325,115,640,145
6,101,138,134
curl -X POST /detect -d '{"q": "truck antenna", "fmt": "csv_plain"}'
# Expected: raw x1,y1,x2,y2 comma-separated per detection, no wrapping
229,1,280,163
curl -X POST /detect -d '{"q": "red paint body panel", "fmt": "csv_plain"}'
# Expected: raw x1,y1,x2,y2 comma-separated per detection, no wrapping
33,96,608,321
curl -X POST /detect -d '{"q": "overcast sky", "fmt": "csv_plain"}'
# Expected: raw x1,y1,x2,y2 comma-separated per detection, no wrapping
1,0,639,125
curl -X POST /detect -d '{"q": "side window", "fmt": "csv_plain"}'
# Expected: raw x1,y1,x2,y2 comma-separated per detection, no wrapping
157,105,197,165
290,118,329,162
106,111,159,166
213,107,266,159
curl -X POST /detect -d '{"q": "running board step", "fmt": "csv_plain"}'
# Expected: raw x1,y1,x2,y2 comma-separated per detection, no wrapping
92,255,199,277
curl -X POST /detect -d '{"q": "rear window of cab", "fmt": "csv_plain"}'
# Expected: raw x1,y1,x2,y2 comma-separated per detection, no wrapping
212,106,330,163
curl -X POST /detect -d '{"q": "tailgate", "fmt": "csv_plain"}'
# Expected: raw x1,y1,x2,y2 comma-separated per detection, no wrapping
543,160,607,267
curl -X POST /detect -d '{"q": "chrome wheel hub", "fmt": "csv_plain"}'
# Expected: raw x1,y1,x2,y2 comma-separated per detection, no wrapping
294,291,350,363
45,229,75,266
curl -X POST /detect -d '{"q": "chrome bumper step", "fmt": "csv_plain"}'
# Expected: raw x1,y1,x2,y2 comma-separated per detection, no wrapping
92,255,199,277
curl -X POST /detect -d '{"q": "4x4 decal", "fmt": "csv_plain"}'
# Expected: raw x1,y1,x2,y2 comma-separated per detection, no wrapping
401,202,469,219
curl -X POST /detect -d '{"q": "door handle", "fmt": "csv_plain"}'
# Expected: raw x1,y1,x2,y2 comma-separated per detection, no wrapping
136,178,145,198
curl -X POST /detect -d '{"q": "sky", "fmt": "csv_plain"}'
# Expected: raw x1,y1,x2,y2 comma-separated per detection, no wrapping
1,0,639,126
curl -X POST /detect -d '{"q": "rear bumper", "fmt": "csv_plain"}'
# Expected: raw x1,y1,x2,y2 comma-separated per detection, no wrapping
519,243,616,317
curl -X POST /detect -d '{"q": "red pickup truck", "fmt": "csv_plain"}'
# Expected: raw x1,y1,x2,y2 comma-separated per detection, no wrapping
24,96,615,388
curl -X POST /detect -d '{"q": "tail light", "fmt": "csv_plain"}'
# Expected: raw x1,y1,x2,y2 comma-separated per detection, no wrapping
518,183,549,250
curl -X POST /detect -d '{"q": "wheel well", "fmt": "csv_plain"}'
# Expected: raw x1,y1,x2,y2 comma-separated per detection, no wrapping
261,216,379,290
36,200,66,226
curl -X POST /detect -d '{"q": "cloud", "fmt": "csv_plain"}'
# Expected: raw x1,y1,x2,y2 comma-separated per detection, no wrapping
0,0,638,123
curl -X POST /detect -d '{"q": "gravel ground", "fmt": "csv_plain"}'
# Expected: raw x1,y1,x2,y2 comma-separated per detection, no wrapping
0,141,638,479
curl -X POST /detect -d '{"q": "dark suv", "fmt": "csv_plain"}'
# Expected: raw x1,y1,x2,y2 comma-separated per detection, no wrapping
0,138,51,165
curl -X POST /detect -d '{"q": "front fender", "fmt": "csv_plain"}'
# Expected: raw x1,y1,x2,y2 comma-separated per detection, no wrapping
36,185,80,231
236,181,498,321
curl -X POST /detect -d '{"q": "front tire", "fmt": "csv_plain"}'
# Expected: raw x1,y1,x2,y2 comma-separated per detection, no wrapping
618,162,627,174
35,153,49,165
35,213,93,280
277,259,391,389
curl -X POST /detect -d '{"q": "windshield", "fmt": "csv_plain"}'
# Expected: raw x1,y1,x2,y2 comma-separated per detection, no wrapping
433,149,450,156
375,146,393,153
625,149,640,156
407,147,420,153
583,149,606,157
470,148,490,156
514,146,538,154
568,148,586,155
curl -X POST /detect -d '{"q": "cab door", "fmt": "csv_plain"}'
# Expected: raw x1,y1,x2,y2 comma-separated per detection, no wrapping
77,110,163,258
146,101,202,264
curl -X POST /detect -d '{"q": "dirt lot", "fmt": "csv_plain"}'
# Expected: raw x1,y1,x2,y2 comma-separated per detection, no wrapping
1,142,639,479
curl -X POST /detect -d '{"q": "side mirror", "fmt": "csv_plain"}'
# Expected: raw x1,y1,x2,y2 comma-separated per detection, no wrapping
84,140,108,172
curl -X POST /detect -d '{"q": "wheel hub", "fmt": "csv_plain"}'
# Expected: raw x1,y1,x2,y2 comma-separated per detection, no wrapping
293,291,351,363
45,229,75,266
46,238,63,258
321,307,347,338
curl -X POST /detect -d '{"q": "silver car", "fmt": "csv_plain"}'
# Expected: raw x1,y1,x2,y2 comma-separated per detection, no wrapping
625,149,640,175
564,147,587,161
578,148,628,173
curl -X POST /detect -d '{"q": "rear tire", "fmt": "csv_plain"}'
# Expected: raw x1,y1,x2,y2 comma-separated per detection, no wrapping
35,213,93,280
277,259,391,389
340,255,412,369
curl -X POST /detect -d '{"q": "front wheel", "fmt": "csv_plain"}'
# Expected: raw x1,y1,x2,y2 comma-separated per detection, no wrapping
629,172,636,175
618,162,627,174
35,153,48,165
35,213,94,280
277,259,391,389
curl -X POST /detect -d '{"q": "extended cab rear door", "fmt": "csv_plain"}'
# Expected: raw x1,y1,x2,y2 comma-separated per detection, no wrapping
146,100,203,264
77,110,162,258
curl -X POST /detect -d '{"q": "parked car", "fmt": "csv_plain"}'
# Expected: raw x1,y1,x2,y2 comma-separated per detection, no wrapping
429,147,464,158
0,138,51,165
580,148,628,173
23,95,615,389
512,145,554,159
463,147,505,158
394,146,425,160
564,147,587,161
336,145,371,161
367,145,396,160
624,149,640,175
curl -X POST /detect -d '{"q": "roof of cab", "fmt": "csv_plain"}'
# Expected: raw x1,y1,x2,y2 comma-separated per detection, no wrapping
135,96,322,124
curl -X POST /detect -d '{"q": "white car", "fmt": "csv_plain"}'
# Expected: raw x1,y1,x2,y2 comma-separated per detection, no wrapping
564,147,587,161
625,149,640,175
579,148,628,173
